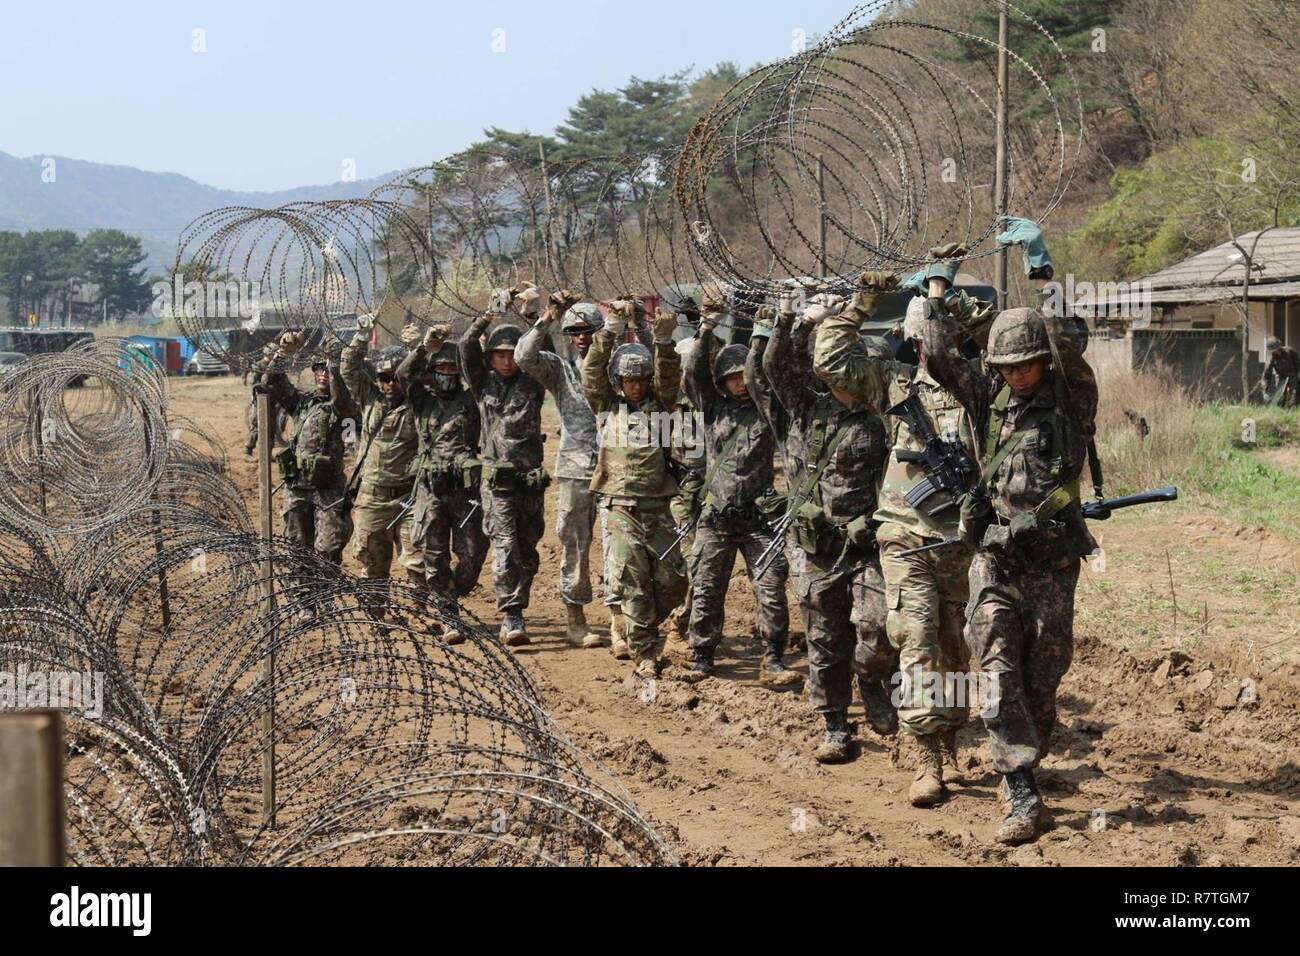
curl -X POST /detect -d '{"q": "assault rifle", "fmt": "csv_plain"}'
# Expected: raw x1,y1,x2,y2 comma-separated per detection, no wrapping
886,388,980,516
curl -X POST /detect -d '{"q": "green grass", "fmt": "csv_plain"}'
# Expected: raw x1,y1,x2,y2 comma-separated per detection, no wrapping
1183,406,1300,538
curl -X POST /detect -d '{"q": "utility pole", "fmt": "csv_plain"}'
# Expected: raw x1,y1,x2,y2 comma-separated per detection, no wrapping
994,4,1010,311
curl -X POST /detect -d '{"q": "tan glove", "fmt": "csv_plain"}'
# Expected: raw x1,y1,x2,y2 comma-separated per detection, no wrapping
278,331,306,356
653,308,678,345
399,323,423,349
355,314,375,333
511,282,541,318
423,324,451,351
605,299,634,337
852,271,900,316
488,289,512,315
802,293,846,326
548,290,582,318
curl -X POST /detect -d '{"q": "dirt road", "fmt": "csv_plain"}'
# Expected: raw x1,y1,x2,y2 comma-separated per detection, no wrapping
175,374,1300,866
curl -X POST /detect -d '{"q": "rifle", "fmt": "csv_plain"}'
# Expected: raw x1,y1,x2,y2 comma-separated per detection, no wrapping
895,486,1181,558
886,388,979,516
458,500,481,530
658,511,701,562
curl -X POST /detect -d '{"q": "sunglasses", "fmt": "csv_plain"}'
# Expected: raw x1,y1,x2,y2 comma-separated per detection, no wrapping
377,373,397,384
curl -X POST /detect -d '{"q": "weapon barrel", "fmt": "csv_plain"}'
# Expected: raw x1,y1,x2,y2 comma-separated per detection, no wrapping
1083,486,1178,519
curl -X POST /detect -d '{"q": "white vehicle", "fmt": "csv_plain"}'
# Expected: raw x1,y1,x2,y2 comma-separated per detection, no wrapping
186,332,232,376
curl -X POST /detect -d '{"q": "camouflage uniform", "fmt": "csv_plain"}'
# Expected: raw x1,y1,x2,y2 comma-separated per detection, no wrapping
768,312,889,720
460,317,548,615
683,336,789,658
919,302,1098,775
665,389,706,639
815,309,977,742
245,351,292,456
516,319,601,608
396,344,488,602
340,332,423,583
264,360,357,565
1264,343,1300,407
583,328,687,666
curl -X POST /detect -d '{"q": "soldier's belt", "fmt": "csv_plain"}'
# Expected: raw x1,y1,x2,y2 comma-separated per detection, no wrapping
361,480,415,497
602,496,670,513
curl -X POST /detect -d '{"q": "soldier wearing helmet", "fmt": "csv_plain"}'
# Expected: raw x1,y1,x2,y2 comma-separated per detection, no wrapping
258,332,357,566
460,287,549,647
396,322,488,645
340,315,425,609
915,233,1099,847
582,297,688,679
1263,337,1300,407
244,340,292,458
680,302,795,689
516,290,611,648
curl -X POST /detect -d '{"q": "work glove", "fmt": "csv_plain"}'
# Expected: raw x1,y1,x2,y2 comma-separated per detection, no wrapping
776,288,798,317
511,282,542,318
851,270,899,315
924,243,967,288
489,288,512,316
653,308,678,345
278,331,306,355
605,299,633,338
802,293,847,326
423,324,450,351
355,314,375,333
751,305,775,340
400,323,423,349
997,216,1054,281
549,290,582,318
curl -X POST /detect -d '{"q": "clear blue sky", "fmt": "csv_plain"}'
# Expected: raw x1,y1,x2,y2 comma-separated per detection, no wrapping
0,0,861,192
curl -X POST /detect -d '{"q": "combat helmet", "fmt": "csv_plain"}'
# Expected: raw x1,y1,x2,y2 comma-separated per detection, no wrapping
561,303,604,335
985,308,1050,367
712,343,749,389
609,342,653,389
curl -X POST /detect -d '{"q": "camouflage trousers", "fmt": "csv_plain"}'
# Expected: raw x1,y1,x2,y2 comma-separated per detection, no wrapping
411,481,488,602
352,483,422,583
482,485,545,612
665,482,701,634
245,399,289,455
879,525,973,738
965,551,1080,773
556,478,598,607
687,510,789,652
850,552,895,683
602,501,688,661
796,546,873,715
283,478,353,565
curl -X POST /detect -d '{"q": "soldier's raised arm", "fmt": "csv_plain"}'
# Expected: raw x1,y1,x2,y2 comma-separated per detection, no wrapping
763,305,809,417
340,315,376,407
652,307,682,410
582,309,618,413
517,291,579,394
746,308,782,434
459,312,493,400
811,295,890,414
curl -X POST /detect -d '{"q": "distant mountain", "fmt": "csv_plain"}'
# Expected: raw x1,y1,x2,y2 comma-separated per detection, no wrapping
0,151,405,274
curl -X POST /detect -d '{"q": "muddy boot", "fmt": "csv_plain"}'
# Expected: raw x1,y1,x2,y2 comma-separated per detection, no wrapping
759,641,802,689
682,647,714,684
501,610,529,647
633,655,664,680
441,623,466,646
813,711,854,764
940,728,966,784
609,612,631,661
995,770,1044,845
907,733,945,807
858,675,899,737
565,604,592,645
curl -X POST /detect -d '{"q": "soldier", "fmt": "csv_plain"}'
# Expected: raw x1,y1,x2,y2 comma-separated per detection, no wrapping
1264,338,1300,408
765,287,891,763
244,343,292,458
260,333,357,566
340,315,424,598
919,261,1099,845
396,323,489,644
516,289,609,649
583,300,688,679
460,293,548,647
682,311,797,688
664,381,705,658
813,262,984,805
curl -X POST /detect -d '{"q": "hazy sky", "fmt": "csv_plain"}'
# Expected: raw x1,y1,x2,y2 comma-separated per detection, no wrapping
1,0,862,192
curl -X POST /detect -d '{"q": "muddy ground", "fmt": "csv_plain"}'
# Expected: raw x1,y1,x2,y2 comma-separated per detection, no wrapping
173,373,1300,867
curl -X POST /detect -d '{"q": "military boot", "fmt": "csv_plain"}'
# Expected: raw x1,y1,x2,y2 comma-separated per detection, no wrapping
907,733,945,807
759,641,802,688
682,647,714,684
813,711,854,764
940,728,966,784
633,655,664,680
609,611,631,661
441,622,466,646
565,604,594,646
858,675,899,737
995,770,1044,845
502,611,529,647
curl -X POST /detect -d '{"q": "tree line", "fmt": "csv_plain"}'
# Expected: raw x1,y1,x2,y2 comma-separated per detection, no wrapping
0,229,154,326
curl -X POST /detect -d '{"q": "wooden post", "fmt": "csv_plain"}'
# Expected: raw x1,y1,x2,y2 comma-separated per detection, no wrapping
256,390,277,828
994,4,1010,311
817,155,828,280
0,711,66,866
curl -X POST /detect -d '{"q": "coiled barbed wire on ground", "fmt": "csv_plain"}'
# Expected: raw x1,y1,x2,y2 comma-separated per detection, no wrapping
0,343,675,866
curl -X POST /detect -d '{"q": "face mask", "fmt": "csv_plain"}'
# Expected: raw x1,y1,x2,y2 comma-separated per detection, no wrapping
435,373,460,394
